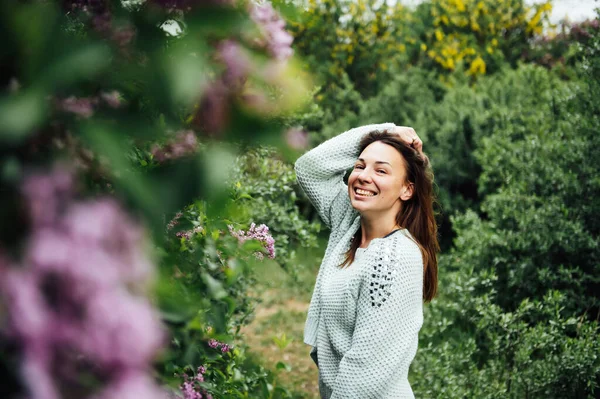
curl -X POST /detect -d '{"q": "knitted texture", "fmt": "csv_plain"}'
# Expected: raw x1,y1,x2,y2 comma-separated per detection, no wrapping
295,124,424,399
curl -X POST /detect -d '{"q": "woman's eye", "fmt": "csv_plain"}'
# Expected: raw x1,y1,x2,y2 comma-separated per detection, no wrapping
354,165,364,169
377,170,387,174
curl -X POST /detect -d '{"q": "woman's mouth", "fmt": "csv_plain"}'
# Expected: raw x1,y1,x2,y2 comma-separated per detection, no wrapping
354,187,377,197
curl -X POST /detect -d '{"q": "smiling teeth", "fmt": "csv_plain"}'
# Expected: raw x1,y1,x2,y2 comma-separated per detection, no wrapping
356,188,375,196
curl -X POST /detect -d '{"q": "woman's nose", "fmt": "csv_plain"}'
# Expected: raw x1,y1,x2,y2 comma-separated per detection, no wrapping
357,169,373,183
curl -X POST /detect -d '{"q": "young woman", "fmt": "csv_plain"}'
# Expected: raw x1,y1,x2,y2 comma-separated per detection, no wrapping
295,124,438,398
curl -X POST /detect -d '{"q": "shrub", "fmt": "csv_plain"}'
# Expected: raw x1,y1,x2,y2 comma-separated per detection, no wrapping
411,12,600,397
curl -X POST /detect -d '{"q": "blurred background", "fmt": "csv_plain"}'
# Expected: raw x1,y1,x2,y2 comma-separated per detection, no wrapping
0,0,598,398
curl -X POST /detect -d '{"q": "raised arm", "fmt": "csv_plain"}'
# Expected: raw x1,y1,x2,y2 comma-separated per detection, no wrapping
294,123,395,229
331,237,424,398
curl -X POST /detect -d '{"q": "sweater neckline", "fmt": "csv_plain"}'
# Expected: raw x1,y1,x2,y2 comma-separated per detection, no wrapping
357,228,408,250
383,228,402,238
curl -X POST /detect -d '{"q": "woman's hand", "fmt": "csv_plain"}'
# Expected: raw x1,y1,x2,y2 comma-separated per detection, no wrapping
388,126,423,155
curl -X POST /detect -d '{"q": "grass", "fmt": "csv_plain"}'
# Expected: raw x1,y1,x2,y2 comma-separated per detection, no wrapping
239,244,324,399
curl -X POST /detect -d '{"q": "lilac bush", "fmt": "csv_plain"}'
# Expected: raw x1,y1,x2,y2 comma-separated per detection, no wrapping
0,0,304,397
161,204,283,398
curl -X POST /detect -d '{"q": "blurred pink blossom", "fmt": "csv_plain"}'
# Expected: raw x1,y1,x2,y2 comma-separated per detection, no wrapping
285,127,309,150
100,90,123,108
21,165,73,227
57,96,97,118
216,40,252,88
151,130,199,163
92,373,166,399
249,2,294,60
0,167,165,399
80,290,165,368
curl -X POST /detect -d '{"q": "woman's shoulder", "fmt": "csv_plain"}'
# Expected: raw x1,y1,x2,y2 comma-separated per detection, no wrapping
380,229,420,252
360,230,422,308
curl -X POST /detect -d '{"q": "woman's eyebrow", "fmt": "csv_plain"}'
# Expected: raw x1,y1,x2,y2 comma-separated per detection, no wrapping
358,157,391,166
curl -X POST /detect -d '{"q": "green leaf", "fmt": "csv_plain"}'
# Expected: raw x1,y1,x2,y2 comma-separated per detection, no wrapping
0,90,47,142
166,46,208,106
272,333,292,349
201,271,227,300
275,361,291,371
41,43,111,90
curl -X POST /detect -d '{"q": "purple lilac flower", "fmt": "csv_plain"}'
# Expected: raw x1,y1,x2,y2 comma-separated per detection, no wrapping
167,212,183,231
56,91,125,119
181,381,202,399
21,352,58,399
175,226,203,240
21,165,73,227
284,127,309,150
56,96,98,118
216,39,252,88
100,90,123,108
79,290,164,368
175,230,192,240
249,2,294,60
192,4,292,135
92,372,167,399
179,365,214,399
207,338,231,352
151,130,199,163
1,269,49,343
0,166,165,399
228,222,276,259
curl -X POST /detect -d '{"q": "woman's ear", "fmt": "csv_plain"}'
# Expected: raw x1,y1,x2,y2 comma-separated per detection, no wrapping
400,182,414,201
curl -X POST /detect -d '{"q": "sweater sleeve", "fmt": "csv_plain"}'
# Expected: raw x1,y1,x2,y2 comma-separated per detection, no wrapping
294,123,395,230
331,237,424,399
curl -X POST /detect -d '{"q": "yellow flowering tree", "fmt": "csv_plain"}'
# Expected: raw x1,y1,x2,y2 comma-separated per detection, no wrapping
287,0,553,96
411,0,553,77
287,0,415,97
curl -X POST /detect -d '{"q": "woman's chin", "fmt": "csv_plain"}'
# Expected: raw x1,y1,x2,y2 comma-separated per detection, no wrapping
350,198,371,213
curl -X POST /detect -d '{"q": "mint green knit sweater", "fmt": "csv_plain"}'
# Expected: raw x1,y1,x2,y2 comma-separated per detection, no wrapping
295,124,424,399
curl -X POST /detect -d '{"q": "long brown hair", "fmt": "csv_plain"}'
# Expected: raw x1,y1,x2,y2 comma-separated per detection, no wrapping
341,130,439,302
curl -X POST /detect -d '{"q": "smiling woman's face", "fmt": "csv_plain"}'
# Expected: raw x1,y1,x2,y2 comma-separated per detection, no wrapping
348,141,412,216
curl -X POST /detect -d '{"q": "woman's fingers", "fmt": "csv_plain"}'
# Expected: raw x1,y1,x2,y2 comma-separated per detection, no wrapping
389,126,423,154
412,137,423,154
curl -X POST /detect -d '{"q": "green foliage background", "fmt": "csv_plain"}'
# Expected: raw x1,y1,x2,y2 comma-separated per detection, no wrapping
282,0,600,397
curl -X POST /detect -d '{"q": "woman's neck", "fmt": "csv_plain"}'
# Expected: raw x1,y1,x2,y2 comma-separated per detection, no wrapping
359,216,400,248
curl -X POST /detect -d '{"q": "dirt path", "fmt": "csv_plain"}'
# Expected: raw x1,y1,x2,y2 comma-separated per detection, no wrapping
241,287,319,399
